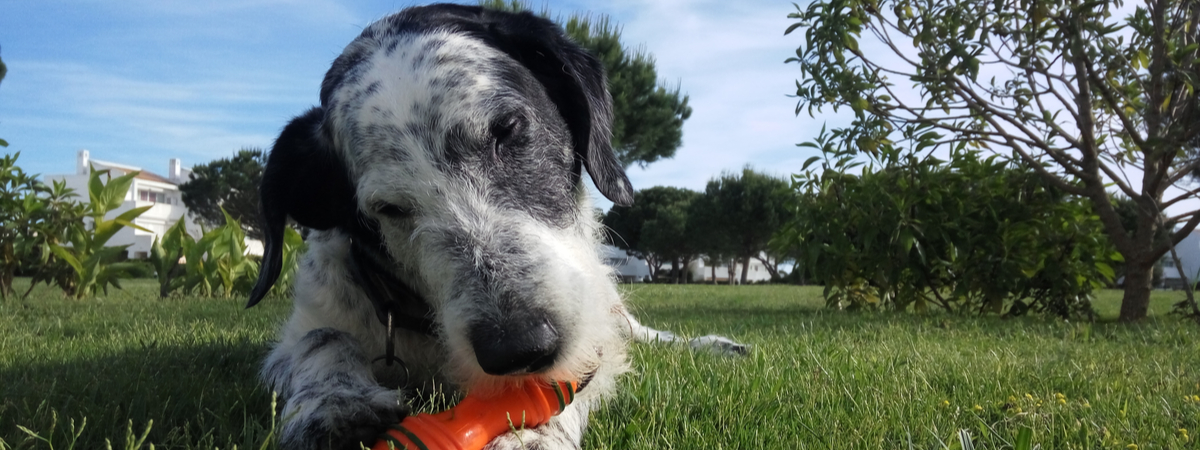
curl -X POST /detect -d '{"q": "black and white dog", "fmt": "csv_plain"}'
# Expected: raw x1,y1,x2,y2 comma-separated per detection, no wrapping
248,5,743,449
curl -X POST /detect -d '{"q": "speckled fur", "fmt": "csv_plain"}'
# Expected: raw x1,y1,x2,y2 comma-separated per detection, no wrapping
258,5,637,450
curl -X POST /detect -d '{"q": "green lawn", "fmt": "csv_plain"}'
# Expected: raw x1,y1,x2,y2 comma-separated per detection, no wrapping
1,280,1197,449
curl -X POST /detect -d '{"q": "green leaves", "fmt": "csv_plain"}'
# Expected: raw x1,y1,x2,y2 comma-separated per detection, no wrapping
178,148,266,240
787,0,1200,321
780,145,1115,317
52,168,152,299
1,153,87,299
151,209,304,299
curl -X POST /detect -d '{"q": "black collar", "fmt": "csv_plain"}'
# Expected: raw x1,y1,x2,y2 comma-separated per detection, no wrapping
345,226,438,337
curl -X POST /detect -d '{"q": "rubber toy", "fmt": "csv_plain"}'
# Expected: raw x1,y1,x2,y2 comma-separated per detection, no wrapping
373,379,578,450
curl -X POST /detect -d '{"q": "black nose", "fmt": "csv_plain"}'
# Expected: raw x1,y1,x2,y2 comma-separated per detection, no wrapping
469,316,561,375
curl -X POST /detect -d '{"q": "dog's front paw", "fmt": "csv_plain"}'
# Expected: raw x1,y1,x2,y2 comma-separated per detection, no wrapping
483,430,578,450
280,386,409,450
480,414,585,450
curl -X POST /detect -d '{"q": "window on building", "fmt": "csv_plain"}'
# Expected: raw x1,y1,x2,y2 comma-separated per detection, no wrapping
139,190,173,204
1163,257,1177,268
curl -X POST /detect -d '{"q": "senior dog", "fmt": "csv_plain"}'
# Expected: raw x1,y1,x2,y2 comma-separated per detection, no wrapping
247,4,744,449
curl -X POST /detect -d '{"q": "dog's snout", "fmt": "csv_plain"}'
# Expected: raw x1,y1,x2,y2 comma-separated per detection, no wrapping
470,316,561,375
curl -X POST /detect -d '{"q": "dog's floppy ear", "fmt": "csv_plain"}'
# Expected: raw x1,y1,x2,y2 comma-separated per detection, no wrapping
482,11,634,206
247,107,356,307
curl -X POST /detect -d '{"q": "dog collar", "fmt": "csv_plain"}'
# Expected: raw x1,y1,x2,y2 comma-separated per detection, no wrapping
345,233,439,338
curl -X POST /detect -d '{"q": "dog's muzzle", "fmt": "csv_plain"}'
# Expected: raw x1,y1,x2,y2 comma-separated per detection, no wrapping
469,311,562,375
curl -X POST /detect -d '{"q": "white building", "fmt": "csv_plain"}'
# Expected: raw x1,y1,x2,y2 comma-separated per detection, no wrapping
45,150,204,259
687,257,773,284
601,245,651,283
1161,229,1200,289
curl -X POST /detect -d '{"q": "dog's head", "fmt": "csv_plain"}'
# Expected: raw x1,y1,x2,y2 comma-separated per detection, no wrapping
249,4,632,386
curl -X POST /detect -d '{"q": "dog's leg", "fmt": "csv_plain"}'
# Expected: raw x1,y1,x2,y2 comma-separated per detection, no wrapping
264,327,407,450
481,401,590,450
619,308,750,356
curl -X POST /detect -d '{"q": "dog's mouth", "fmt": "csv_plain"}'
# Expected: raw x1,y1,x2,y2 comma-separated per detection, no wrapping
574,368,597,394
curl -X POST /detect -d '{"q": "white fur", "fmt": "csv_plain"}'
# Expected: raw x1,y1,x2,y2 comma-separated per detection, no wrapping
261,9,744,450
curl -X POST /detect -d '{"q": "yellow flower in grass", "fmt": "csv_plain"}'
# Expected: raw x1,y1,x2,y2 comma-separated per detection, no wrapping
1126,444,1138,450
1178,428,1190,442
1081,399,1091,408
973,404,983,412
1193,395,1200,402
941,400,950,407
1057,398,1067,405
1025,393,1034,401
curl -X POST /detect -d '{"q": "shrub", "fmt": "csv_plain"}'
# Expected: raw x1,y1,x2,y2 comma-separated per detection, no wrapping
780,130,1119,319
50,168,152,299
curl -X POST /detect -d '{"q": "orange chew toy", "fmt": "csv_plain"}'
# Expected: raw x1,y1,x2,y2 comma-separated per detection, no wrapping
373,379,578,450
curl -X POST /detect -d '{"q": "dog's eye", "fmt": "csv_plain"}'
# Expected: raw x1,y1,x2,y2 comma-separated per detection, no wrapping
490,115,526,151
374,202,412,219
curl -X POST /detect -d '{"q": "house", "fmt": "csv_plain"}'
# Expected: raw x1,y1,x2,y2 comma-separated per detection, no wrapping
687,257,772,284
1160,229,1200,289
44,150,206,259
601,245,651,283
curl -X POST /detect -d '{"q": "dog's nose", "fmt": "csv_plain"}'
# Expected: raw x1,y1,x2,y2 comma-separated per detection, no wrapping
469,316,561,375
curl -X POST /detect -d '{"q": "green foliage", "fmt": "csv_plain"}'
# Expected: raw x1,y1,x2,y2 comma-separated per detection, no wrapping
176,212,252,298
603,186,701,281
478,0,692,168
152,211,304,299
178,148,266,240
785,0,1200,322
0,153,88,300
0,153,43,299
781,129,1119,318
50,168,151,299
604,171,791,285
693,168,792,283
148,216,190,298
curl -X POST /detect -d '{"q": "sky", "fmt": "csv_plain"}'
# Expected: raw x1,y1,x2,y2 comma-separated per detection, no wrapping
3,0,1194,219
0,0,840,212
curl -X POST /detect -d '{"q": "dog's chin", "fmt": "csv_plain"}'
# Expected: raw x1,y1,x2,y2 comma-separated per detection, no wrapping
459,360,599,397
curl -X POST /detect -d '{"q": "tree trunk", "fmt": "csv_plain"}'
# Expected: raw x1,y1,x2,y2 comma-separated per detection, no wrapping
711,265,717,285
1119,256,1154,322
740,256,751,285
727,259,737,285
671,258,680,284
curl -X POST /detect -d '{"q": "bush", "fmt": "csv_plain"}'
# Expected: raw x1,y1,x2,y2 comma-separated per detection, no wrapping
780,130,1119,319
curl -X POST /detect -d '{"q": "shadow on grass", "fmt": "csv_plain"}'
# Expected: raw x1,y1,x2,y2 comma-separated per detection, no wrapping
0,339,275,449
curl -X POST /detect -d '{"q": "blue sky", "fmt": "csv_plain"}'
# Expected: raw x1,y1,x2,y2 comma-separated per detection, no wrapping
0,0,837,211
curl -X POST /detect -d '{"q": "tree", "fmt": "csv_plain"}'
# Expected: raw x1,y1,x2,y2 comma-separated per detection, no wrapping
479,0,693,167
693,168,792,284
179,148,266,240
787,0,1200,321
602,186,700,282
687,196,738,285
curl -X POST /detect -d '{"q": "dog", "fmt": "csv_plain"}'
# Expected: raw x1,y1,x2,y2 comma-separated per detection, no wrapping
247,5,744,449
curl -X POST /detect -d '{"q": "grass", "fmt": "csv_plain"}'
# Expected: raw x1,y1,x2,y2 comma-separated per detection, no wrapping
1,279,1198,449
